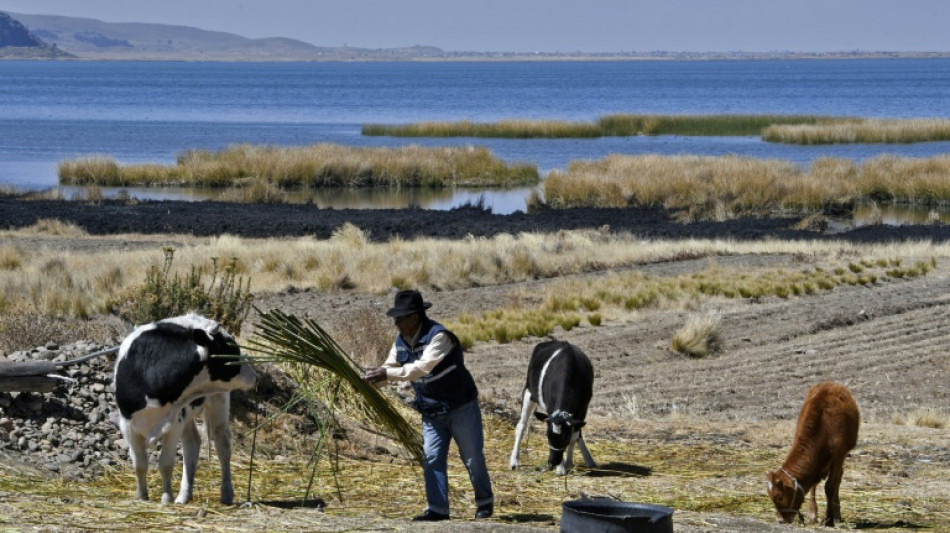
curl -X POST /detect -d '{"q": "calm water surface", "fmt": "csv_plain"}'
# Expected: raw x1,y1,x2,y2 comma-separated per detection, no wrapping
2,59,949,214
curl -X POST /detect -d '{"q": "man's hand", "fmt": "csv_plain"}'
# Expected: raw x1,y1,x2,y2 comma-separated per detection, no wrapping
363,367,387,384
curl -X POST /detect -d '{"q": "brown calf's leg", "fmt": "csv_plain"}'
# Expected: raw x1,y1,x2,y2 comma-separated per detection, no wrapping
824,460,846,527
806,484,818,524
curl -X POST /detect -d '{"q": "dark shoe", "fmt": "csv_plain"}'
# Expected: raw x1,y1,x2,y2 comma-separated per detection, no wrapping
475,503,493,519
412,510,450,522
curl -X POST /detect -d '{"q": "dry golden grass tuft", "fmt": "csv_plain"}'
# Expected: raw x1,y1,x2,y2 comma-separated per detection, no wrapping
670,310,722,358
890,408,949,429
22,218,89,237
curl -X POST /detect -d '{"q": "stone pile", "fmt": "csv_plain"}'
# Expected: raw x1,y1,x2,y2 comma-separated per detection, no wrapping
0,341,125,480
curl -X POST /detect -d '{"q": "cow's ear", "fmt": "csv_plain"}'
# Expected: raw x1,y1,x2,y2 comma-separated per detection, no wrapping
571,419,586,429
533,412,548,422
192,329,214,346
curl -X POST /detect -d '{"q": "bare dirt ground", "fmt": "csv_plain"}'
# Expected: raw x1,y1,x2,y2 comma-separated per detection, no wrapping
1,197,948,532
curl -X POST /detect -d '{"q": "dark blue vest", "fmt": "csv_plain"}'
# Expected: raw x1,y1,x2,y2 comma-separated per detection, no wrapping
394,319,477,414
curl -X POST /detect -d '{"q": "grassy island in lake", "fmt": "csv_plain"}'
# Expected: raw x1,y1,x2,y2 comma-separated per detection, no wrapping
57,143,540,190
365,114,950,144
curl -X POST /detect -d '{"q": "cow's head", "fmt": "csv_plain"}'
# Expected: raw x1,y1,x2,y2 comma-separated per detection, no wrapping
766,469,805,524
545,410,585,469
170,314,256,390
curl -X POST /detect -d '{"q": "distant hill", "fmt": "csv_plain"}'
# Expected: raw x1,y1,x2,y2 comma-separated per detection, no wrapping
4,11,948,62
0,11,74,58
5,12,449,61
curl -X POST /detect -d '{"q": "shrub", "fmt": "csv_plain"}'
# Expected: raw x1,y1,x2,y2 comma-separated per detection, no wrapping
114,247,254,335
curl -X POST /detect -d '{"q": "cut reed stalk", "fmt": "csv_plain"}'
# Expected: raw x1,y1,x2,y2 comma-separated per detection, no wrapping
244,308,423,463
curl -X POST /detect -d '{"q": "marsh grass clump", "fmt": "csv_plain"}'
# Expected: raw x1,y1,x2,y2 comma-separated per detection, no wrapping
365,114,950,144
543,153,950,218
363,119,602,138
58,143,539,190
544,154,801,213
363,114,846,139
214,177,291,204
56,156,120,185
763,118,950,144
670,310,722,358
598,113,839,137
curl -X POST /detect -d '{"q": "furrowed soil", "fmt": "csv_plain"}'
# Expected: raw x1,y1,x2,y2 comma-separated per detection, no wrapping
1,197,948,532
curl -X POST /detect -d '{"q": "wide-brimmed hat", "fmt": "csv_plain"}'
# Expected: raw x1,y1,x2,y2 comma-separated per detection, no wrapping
386,289,432,317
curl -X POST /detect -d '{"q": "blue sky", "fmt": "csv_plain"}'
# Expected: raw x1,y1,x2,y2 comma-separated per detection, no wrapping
4,0,950,53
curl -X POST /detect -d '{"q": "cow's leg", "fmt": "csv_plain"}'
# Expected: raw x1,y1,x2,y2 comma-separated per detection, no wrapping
176,416,200,504
205,393,236,505
824,459,845,527
509,388,536,470
158,423,185,504
556,431,577,476
805,484,818,524
577,432,596,467
124,423,150,501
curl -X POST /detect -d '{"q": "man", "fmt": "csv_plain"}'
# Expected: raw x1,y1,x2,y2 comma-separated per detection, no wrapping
363,289,494,522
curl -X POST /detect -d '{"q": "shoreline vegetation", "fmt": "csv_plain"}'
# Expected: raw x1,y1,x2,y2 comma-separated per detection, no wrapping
56,144,950,219
363,115,950,144
543,153,950,218
56,143,539,190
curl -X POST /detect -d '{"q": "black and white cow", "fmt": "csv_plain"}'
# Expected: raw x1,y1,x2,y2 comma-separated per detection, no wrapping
509,340,596,475
114,313,257,504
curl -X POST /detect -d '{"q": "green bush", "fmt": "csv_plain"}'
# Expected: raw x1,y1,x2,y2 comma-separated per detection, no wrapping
115,247,254,335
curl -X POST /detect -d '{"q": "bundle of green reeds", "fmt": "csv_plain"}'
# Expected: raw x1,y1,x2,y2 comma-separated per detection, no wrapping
245,308,423,464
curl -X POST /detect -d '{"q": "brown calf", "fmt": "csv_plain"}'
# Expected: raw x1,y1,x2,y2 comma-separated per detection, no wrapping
766,381,860,527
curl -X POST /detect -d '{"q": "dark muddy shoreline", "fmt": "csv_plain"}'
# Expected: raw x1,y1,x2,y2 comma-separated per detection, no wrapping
3,196,950,244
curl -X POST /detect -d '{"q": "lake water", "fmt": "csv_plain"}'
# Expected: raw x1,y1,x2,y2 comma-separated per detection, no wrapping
2,59,950,214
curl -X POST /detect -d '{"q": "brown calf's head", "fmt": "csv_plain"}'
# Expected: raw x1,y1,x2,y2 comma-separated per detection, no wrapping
766,469,805,524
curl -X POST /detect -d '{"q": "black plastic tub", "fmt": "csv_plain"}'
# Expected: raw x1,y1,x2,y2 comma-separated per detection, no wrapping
560,499,674,533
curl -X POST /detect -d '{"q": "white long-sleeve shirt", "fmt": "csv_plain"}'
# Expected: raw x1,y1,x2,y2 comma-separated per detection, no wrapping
380,326,453,382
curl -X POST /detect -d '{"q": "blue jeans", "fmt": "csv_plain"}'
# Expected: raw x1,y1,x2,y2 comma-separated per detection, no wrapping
420,398,494,515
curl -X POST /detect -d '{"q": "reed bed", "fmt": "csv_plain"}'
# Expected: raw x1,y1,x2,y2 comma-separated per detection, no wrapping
57,143,539,189
365,115,950,144
363,119,603,138
542,153,950,217
597,113,839,137
763,118,950,144
362,114,845,138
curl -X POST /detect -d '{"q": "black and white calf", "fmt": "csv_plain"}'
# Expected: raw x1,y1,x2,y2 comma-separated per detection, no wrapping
114,313,257,504
509,340,596,475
